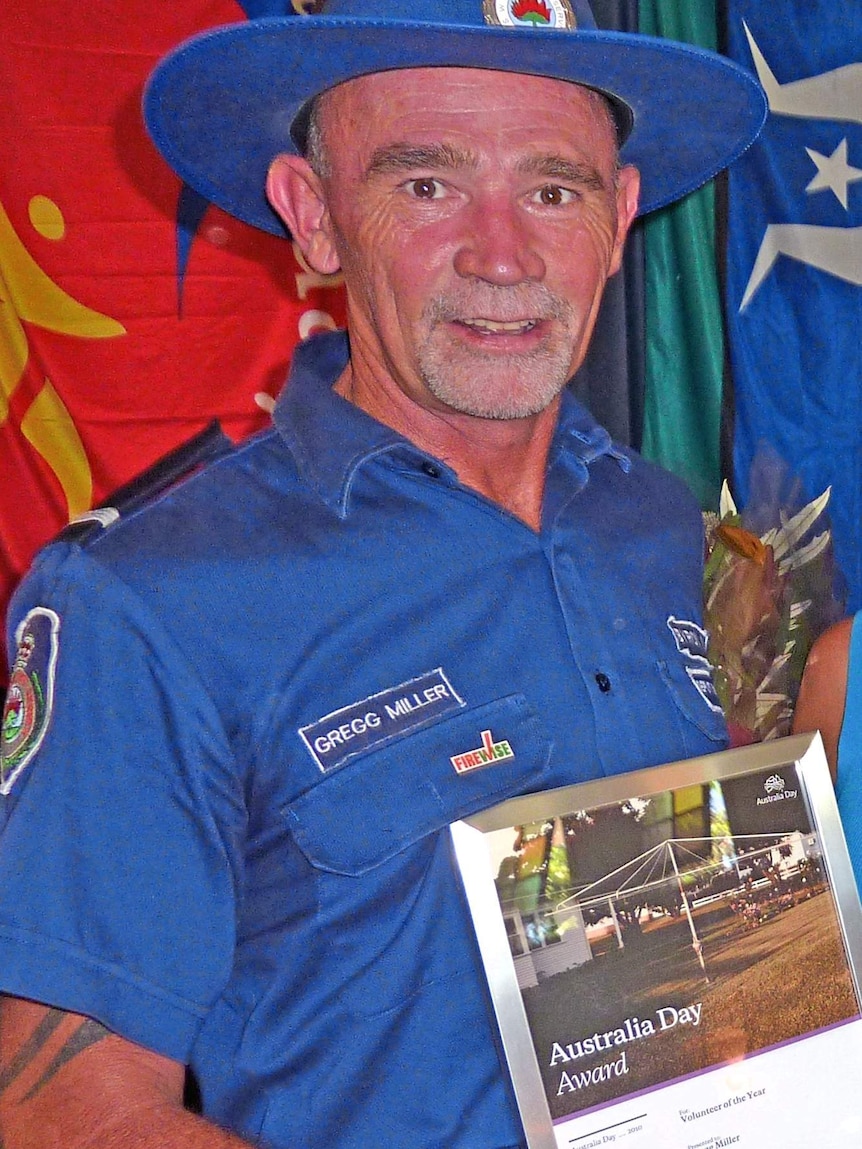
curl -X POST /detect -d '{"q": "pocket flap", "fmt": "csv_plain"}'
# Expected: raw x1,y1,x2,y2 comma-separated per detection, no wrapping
286,694,552,875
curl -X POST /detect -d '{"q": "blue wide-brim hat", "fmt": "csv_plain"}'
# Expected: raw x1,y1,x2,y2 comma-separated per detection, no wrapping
144,0,766,234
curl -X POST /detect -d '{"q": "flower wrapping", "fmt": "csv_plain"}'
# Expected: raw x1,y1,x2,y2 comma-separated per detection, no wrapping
703,453,845,745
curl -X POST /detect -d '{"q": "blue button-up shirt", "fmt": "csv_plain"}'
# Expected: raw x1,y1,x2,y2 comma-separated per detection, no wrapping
0,331,726,1148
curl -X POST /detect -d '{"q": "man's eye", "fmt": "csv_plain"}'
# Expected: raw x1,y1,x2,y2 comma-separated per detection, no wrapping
407,177,445,199
534,185,577,206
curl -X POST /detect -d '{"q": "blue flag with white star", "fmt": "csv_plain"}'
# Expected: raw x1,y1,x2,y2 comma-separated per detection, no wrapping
725,3,862,607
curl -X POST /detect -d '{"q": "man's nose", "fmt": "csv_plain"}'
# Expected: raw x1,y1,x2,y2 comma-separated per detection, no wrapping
453,196,546,284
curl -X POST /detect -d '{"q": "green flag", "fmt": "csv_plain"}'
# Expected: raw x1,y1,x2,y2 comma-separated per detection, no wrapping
639,0,725,511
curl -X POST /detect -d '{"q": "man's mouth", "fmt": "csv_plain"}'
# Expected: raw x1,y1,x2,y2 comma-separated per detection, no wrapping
457,317,539,335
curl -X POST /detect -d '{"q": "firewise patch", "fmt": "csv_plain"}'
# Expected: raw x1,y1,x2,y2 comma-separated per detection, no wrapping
450,729,515,774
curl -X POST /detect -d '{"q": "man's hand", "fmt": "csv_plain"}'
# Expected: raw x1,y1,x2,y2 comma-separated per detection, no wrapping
0,996,253,1148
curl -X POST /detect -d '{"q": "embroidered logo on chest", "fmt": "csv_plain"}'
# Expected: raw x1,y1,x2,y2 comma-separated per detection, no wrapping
666,615,723,715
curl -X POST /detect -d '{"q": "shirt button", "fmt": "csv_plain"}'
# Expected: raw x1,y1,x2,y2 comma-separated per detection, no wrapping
595,672,612,693
421,462,441,478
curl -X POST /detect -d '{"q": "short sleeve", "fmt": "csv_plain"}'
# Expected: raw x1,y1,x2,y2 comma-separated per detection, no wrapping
0,543,245,1062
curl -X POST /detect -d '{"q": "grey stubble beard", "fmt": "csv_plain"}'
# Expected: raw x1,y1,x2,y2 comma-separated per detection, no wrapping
416,283,580,420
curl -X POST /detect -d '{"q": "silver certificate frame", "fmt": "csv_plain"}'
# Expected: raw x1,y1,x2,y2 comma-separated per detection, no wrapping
451,733,862,1149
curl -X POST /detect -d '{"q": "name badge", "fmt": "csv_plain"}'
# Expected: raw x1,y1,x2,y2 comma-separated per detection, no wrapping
299,668,465,772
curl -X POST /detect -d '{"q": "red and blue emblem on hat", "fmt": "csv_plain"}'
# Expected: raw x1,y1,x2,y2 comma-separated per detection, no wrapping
1,608,60,794
483,0,575,29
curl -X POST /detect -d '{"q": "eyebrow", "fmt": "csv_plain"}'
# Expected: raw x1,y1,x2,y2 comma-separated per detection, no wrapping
365,142,479,178
516,154,609,192
364,143,611,194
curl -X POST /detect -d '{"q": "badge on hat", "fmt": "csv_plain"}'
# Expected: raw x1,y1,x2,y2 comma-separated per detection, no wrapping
1,608,60,794
482,0,576,29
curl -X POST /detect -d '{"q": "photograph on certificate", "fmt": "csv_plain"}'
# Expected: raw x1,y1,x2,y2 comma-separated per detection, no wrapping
479,758,861,1124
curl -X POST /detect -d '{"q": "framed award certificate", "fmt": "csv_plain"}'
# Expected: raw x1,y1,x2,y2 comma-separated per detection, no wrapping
451,733,862,1148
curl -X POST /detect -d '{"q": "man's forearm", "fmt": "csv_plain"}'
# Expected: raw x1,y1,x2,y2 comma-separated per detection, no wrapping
70,1097,258,1149
0,1000,257,1149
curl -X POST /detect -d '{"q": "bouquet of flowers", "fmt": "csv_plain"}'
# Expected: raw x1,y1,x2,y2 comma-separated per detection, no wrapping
703,454,845,745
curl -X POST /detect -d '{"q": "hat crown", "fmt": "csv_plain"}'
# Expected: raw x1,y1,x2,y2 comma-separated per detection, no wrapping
143,0,767,232
316,0,597,32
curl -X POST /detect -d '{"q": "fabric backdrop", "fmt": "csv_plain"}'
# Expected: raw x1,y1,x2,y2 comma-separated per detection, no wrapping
724,1,862,610
0,0,347,685
639,0,725,512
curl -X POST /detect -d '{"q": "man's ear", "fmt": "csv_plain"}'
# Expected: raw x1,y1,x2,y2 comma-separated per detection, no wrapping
608,164,640,277
266,154,341,275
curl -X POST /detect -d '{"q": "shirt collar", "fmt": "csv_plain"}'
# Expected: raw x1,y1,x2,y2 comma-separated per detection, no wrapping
273,330,628,516
554,390,631,472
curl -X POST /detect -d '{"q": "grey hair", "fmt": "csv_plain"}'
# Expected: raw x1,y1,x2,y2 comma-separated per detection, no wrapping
302,93,331,179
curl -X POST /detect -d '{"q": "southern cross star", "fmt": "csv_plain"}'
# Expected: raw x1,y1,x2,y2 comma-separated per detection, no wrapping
805,138,862,209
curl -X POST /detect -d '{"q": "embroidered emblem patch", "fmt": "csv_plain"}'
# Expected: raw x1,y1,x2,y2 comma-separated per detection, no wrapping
1,608,60,794
451,729,515,774
666,615,723,715
483,0,576,29
300,669,465,773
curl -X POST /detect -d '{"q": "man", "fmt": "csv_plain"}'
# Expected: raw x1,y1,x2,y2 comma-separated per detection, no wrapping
0,2,764,1147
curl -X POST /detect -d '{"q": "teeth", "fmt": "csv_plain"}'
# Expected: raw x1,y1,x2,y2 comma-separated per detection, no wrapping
463,318,536,334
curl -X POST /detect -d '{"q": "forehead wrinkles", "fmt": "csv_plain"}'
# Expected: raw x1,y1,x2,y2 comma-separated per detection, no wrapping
315,69,620,175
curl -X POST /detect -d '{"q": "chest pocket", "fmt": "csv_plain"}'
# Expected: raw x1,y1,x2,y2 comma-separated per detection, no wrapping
286,693,552,875
656,657,728,754
283,694,552,1020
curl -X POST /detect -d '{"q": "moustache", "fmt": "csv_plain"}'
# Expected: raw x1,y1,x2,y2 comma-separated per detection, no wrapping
424,283,572,325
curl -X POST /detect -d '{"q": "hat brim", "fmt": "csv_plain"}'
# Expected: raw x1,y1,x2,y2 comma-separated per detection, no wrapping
144,17,766,233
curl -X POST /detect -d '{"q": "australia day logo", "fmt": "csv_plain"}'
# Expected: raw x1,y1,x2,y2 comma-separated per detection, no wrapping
1,608,60,794
757,772,798,806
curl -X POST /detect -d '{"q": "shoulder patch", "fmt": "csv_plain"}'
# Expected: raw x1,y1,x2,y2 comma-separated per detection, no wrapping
1,608,60,794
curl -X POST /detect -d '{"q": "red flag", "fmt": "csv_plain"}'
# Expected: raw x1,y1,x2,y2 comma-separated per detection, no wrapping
0,2,346,680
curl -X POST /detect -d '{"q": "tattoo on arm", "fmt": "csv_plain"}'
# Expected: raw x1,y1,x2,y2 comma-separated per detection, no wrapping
21,1017,109,1101
0,1010,64,1097
0,1009,110,1103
